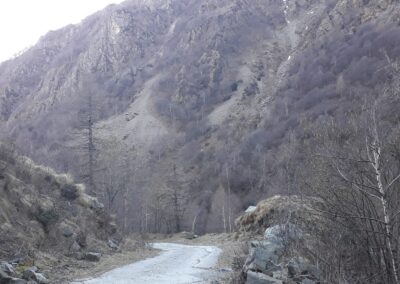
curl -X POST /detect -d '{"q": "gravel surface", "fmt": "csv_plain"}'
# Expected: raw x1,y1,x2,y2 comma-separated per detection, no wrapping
71,243,222,284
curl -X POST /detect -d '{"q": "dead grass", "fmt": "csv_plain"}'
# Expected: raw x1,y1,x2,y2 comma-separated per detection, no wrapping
235,195,320,235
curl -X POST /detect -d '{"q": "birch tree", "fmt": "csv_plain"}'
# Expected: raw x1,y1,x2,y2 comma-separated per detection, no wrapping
307,98,400,283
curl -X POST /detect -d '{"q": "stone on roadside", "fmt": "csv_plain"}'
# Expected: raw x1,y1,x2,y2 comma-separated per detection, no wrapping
246,271,283,284
84,252,102,262
69,241,81,253
21,267,48,284
181,231,195,240
108,239,119,250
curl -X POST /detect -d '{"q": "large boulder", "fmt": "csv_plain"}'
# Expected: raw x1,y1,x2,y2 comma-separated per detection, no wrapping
264,223,303,246
243,222,320,284
287,257,320,281
0,262,15,277
246,271,282,284
34,273,49,284
0,268,12,282
21,266,49,284
246,241,283,274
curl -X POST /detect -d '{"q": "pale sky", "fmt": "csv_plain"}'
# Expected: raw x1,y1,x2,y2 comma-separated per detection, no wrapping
0,0,125,63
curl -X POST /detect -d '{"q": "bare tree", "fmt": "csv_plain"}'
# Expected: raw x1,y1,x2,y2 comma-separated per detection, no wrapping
306,96,400,283
74,74,103,196
166,164,187,233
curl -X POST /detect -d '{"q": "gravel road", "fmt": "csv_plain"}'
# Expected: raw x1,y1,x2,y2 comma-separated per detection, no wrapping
72,243,222,284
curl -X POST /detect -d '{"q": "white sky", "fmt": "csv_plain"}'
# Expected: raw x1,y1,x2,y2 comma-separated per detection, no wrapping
0,0,125,63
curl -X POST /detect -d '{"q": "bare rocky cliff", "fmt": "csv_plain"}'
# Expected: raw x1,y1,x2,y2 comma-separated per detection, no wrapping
0,0,399,233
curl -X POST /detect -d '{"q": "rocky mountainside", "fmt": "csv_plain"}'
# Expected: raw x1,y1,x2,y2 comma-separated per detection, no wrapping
0,0,399,233
0,143,118,283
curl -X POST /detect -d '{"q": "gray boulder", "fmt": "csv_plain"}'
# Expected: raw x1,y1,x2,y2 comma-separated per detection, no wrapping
287,257,320,280
108,239,119,250
0,268,12,282
84,252,102,262
246,241,283,274
264,224,303,246
0,262,15,276
246,271,282,284
62,225,74,238
34,273,49,284
22,267,37,280
1,268,29,284
245,206,257,213
90,199,104,211
21,267,48,284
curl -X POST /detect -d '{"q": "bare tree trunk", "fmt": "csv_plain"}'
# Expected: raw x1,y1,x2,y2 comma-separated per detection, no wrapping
192,213,198,234
123,191,128,233
87,94,96,196
222,197,227,233
370,116,399,284
173,188,181,232
226,166,232,233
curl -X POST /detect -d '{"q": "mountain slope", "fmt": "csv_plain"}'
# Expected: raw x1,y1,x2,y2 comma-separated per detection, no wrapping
0,0,399,233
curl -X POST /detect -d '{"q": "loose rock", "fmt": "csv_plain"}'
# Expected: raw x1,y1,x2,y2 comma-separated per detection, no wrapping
108,239,119,250
246,271,282,284
0,262,15,276
84,252,102,262
21,267,48,284
181,231,196,240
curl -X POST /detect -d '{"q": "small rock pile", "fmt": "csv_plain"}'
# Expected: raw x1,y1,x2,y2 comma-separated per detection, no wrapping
0,261,49,284
243,224,320,284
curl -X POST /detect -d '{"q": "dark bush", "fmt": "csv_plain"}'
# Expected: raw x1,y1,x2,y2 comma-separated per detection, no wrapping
61,184,79,200
35,208,59,229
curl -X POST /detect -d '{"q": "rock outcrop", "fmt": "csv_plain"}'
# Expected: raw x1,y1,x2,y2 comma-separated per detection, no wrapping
0,143,116,282
241,224,320,284
235,196,322,284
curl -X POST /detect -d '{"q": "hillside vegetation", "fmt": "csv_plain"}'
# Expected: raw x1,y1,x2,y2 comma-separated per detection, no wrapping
0,0,400,283
0,0,399,245
0,143,121,282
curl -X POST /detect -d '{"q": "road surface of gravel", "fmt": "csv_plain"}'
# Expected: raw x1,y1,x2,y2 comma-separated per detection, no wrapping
72,243,222,284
